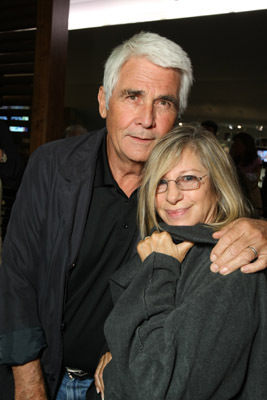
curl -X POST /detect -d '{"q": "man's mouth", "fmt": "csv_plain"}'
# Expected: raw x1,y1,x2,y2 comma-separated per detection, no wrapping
128,134,155,142
131,136,155,142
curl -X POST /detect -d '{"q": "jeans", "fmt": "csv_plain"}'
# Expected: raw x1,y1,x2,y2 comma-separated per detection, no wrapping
56,371,94,400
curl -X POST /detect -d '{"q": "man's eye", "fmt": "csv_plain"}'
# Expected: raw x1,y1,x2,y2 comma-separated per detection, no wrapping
127,95,137,101
159,100,170,107
155,99,177,111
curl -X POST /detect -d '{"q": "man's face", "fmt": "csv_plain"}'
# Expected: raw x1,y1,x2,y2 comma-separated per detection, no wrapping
98,57,181,165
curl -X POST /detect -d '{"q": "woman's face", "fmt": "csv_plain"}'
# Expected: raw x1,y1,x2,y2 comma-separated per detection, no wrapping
155,147,218,226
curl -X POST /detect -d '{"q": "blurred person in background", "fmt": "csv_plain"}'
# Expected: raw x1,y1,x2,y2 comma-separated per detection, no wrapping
201,120,218,137
230,132,263,217
0,120,24,260
64,124,88,138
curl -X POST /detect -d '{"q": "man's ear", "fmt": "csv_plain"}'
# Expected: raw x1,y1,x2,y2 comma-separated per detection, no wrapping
98,86,107,119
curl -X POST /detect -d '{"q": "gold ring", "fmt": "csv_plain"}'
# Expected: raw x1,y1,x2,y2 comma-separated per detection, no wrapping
248,246,258,259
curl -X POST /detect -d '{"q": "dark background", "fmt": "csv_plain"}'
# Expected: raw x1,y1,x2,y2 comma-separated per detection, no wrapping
64,9,267,142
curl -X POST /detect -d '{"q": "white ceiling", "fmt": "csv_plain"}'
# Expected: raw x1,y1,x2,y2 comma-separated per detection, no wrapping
68,0,267,30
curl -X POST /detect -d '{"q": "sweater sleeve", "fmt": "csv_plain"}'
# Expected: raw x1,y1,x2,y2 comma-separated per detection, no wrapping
104,251,262,400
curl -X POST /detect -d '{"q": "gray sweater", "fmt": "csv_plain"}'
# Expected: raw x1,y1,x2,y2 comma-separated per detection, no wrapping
103,224,267,399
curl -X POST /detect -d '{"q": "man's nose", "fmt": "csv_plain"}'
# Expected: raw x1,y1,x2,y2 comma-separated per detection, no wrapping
166,181,184,204
137,103,155,128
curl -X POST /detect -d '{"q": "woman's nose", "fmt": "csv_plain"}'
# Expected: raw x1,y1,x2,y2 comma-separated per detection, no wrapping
166,181,184,204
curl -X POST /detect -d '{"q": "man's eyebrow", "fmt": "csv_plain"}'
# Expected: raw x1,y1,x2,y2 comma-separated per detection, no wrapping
120,89,144,97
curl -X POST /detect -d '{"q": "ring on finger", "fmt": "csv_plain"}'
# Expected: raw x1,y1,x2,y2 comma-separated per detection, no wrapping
248,246,258,259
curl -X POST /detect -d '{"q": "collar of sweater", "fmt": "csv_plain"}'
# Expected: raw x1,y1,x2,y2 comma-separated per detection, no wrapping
154,223,218,246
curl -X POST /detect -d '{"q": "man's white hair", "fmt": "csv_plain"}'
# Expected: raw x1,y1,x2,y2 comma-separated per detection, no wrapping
103,31,193,116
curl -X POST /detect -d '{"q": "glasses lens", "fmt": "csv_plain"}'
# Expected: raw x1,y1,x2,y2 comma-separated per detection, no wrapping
156,180,168,193
179,175,199,189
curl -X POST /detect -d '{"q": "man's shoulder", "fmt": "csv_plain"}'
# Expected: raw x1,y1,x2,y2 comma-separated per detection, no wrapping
35,128,105,156
29,128,106,169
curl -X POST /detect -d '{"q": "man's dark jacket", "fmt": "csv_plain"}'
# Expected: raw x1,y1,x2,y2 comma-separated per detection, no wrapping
0,128,107,398
103,224,267,400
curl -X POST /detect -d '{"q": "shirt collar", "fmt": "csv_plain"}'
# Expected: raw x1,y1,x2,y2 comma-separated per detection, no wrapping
94,134,139,200
94,135,118,188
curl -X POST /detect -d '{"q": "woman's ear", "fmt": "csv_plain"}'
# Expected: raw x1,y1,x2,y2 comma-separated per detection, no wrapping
98,86,107,119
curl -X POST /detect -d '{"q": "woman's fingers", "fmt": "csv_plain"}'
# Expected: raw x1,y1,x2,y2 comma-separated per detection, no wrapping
94,352,112,399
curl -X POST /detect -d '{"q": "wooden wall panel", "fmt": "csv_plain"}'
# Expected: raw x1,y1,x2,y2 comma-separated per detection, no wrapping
30,0,70,152
0,0,70,155
0,0,70,240
0,1,37,160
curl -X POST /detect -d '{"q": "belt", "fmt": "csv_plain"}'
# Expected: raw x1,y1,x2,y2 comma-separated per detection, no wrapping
66,367,91,380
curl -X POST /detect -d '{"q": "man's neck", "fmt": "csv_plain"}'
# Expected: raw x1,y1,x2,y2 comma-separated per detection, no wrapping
108,155,144,198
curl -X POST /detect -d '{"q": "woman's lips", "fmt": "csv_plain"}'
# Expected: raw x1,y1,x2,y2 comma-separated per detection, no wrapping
165,208,189,218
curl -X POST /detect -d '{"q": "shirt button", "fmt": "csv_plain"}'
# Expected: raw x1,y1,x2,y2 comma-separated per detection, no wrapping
124,224,128,229
125,200,128,205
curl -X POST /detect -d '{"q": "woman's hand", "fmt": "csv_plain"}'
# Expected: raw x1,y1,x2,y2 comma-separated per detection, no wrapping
137,231,193,263
94,352,112,399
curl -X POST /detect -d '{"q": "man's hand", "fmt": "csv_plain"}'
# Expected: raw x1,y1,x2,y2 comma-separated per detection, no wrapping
210,218,267,275
137,231,193,263
12,359,47,400
94,352,112,399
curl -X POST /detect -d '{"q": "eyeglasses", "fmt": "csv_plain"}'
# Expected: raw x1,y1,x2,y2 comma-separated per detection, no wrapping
156,174,208,193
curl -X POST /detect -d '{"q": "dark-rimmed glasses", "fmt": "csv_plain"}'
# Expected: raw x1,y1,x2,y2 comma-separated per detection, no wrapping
156,174,208,193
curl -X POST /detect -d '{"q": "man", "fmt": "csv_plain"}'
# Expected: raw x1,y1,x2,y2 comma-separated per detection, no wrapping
0,32,266,400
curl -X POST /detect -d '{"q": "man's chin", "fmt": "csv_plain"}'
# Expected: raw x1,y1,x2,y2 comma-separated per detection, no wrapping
128,156,147,164
123,148,152,164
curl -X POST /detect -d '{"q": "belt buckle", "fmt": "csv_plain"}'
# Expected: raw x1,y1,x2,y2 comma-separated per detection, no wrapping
66,367,89,379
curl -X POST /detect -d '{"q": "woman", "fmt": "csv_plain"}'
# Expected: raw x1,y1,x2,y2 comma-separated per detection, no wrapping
102,126,267,399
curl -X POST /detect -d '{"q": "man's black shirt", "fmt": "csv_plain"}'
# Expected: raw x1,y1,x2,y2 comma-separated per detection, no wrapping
63,137,138,376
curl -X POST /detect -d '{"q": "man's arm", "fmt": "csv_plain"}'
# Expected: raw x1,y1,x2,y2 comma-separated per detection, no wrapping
210,218,267,274
0,148,50,395
12,359,47,400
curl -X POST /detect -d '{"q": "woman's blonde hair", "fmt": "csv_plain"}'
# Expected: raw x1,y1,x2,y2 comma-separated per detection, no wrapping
138,125,251,237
